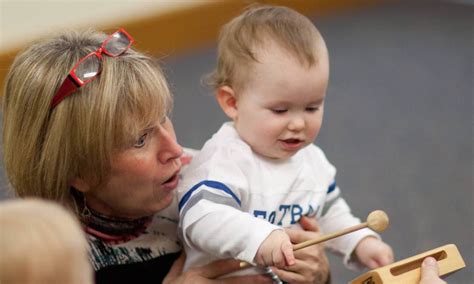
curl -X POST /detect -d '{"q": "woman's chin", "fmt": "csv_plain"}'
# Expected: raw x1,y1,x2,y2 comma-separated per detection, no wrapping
152,193,175,213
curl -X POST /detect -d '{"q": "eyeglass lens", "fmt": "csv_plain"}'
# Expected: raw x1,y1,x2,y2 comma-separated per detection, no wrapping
105,31,131,56
75,55,100,83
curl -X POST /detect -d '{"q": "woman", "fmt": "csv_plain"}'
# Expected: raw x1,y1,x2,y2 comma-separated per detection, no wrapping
1,28,444,284
2,28,328,284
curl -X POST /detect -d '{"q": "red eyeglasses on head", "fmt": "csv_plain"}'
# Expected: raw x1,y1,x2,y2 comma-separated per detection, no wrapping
50,28,134,110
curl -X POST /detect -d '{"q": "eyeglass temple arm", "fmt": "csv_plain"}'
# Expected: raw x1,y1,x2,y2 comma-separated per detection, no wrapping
51,75,80,109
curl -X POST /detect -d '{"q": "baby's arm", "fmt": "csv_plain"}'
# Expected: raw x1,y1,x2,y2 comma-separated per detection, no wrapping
181,197,293,268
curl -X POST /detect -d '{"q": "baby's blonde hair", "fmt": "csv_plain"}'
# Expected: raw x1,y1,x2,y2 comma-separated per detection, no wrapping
0,198,93,284
2,29,172,208
205,5,326,90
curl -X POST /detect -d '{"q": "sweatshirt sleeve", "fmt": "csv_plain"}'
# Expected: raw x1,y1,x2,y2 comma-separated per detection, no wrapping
182,196,280,263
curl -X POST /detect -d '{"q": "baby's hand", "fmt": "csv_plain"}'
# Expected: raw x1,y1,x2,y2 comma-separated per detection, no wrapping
254,230,295,268
355,237,394,269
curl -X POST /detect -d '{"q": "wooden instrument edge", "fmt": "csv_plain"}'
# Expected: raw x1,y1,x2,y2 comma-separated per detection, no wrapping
349,244,466,284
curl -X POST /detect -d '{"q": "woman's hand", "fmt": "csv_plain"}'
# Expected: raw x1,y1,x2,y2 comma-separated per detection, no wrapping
271,216,330,284
419,257,447,284
163,252,272,284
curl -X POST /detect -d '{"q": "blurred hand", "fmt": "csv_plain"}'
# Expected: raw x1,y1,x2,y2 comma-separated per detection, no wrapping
419,257,447,284
163,252,272,284
271,216,330,284
355,237,394,269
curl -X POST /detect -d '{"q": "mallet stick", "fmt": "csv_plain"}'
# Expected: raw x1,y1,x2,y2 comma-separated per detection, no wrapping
240,210,389,268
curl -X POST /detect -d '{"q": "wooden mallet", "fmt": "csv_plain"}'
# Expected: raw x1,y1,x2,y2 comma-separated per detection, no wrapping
240,210,389,268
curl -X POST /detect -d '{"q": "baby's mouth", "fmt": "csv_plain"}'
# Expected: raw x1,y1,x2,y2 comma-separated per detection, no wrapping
279,138,304,150
284,138,301,144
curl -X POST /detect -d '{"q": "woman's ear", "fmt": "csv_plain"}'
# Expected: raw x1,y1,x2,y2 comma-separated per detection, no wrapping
70,178,91,193
216,85,238,120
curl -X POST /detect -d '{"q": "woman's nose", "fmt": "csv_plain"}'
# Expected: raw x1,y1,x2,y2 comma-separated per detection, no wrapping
158,128,183,164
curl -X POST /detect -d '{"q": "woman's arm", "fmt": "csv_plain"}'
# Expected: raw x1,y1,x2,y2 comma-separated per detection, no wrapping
163,252,271,284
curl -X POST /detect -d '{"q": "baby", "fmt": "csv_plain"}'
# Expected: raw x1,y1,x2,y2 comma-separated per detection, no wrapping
0,198,93,284
178,4,393,276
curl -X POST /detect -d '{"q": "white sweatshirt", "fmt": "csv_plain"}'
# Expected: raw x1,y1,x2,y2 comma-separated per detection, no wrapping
178,122,377,273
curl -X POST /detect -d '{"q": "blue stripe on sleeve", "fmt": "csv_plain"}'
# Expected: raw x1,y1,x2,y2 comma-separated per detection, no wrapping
178,180,241,211
327,181,336,194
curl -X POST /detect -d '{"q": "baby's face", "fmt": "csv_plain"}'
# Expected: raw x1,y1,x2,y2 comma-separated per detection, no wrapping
233,43,329,159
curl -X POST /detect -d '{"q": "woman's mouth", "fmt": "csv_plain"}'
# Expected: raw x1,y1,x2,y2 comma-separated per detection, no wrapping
162,172,180,190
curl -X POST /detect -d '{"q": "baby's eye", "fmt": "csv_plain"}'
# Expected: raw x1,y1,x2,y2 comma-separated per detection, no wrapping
134,133,148,148
306,106,319,112
271,109,287,114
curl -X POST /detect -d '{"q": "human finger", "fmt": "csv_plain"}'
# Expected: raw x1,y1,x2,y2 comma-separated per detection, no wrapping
281,241,296,267
270,259,323,284
270,266,306,283
285,227,319,245
377,253,393,267
194,259,242,279
271,247,285,268
299,215,321,232
163,252,186,284
287,240,329,283
214,274,273,284
273,255,329,284
366,258,379,269
420,257,446,284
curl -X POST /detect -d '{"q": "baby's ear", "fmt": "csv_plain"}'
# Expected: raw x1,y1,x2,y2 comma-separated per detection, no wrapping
216,85,238,120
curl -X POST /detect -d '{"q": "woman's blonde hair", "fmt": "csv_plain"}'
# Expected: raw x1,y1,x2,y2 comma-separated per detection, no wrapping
0,198,93,284
205,5,326,90
2,29,172,208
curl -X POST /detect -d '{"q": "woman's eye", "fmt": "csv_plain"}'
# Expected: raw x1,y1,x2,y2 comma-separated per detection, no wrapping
134,133,148,148
271,109,287,114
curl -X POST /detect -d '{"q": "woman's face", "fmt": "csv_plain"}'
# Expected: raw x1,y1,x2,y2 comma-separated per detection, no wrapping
83,117,183,219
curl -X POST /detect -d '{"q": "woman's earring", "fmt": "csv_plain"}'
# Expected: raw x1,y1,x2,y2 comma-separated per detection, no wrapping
81,194,92,220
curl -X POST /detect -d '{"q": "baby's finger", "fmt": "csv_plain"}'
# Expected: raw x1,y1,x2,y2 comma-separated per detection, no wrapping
281,242,296,266
271,249,285,268
378,254,393,266
258,250,273,267
365,259,379,269
387,249,394,263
